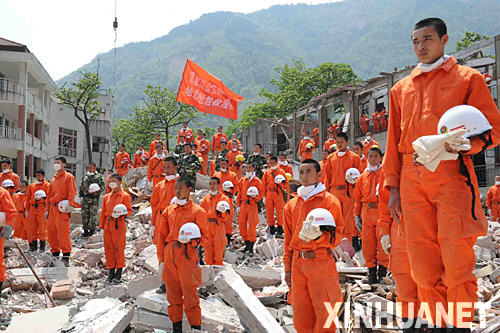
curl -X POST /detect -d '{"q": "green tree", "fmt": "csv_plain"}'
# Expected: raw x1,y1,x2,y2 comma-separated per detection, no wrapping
456,31,490,51
56,72,101,164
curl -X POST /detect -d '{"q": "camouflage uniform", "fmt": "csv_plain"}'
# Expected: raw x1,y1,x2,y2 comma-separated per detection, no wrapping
214,149,229,172
79,172,105,234
179,153,202,187
174,143,186,155
246,154,268,179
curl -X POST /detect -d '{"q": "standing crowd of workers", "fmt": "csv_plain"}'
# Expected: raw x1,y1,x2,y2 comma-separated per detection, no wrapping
0,17,499,333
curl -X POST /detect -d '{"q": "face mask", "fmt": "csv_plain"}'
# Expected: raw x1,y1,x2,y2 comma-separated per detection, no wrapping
176,198,187,206
35,180,41,184
297,184,316,198
279,160,288,166
368,164,381,172
87,172,95,176
2,169,10,174
210,190,218,196
337,151,346,157
496,181,500,186
109,182,118,189
165,174,177,181
418,55,450,72
366,136,371,141
246,172,254,178
303,136,310,140
271,165,278,170
232,148,237,151
220,168,227,173
53,163,62,171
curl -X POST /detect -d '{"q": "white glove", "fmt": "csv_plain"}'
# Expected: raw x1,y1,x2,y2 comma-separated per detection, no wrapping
299,221,322,242
262,197,266,205
149,226,155,238
25,211,29,218
355,216,362,232
45,211,49,219
488,209,492,216
236,206,240,215
381,234,391,255
158,262,164,276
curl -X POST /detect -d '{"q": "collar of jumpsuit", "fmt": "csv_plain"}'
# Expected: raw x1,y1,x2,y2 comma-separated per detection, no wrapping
298,182,326,201
417,55,450,73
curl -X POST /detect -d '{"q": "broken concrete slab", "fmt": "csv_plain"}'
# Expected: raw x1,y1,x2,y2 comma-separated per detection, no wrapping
476,235,494,250
233,267,281,290
95,285,128,300
490,267,500,284
71,249,103,268
85,242,104,249
136,244,159,272
88,233,103,244
8,267,84,291
71,210,82,225
128,275,162,298
214,266,285,332
474,264,494,278
70,227,84,239
223,250,239,264
131,307,190,332
136,289,169,315
134,237,153,255
50,279,76,300
136,206,152,224
6,306,69,333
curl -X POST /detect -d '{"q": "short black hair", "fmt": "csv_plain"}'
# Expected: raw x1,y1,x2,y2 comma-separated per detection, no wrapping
179,134,185,138
336,132,349,141
254,143,262,149
219,158,229,164
120,143,125,148
270,156,278,162
164,156,178,166
108,169,114,172
414,18,447,38
245,162,255,168
1,160,11,165
110,174,122,181
368,147,384,157
56,157,67,164
301,159,321,172
278,152,286,157
354,141,363,149
138,144,144,147
35,169,45,175
88,162,97,167
210,177,221,184
176,176,193,189
20,180,29,186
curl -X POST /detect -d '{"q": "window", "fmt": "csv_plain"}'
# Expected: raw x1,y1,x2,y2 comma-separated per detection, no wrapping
66,163,76,176
58,127,77,157
92,136,108,152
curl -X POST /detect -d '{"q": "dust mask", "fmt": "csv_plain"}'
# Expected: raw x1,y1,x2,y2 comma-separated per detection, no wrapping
2,169,10,174
165,174,178,181
232,148,237,151
176,198,187,206
366,136,371,141
220,168,227,173
87,172,95,176
271,165,278,170
109,182,118,189
496,181,500,186
210,190,218,196
297,184,315,198
53,163,62,171
246,172,254,178
279,161,288,166
368,164,381,172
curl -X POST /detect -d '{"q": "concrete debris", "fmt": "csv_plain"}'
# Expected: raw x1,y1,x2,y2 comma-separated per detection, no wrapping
72,249,104,268
70,226,84,239
136,244,159,272
50,279,76,300
6,306,69,333
234,267,282,290
135,206,152,224
7,267,84,291
88,233,103,244
71,209,83,224
127,275,162,298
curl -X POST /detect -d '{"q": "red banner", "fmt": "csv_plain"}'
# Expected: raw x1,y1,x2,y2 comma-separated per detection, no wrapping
177,59,243,120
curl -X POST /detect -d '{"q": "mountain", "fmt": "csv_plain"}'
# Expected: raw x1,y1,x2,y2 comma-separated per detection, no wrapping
58,0,500,124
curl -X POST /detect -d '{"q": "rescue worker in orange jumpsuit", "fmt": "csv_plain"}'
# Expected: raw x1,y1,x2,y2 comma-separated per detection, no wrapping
227,133,241,151
133,144,149,168
319,151,330,185
486,176,500,222
100,174,132,284
237,163,264,254
0,160,19,192
105,169,113,194
200,177,233,265
12,180,28,240
227,141,243,178
157,177,209,332
298,131,316,161
353,147,388,284
263,156,288,237
312,127,320,147
330,122,340,136
26,169,50,253
353,142,368,170
114,144,131,177
482,71,492,86
0,185,17,296
195,130,210,175
214,159,239,195
211,125,228,153
47,157,77,265
278,153,294,177
148,144,166,186
372,109,381,133
383,18,500,330
378,171,420,332
148,133,167,157
177,122,194,144
380,107,389,131
323,131,337,153
283,159,345,333
362,132,379,158
361,113,370,135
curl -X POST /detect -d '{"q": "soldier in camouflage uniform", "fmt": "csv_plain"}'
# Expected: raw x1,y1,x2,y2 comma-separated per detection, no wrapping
174,135,187,156
178,143,202,187
79,162,105,237
246,143,268,179
214,140,229,172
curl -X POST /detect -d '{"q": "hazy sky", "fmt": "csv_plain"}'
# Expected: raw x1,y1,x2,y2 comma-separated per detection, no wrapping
1,0,335,80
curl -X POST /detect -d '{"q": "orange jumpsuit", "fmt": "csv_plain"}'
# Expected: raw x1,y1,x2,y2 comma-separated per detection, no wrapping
353,168,388,268
209,160,216,177
372,112,381,133
237,175,264,242
178,127,194,143
312,128,320,147
486,184,500,221
106,176,112,194
362,138,379,158
323,138,336,152
200,192,233,265
12,192,27,240
325,150,361,241
279,162,294,178
0,171,19,192
378,171,419,320
26,180,50,243
319,160,330,189
99,189,132,269
47,170,77,254
298,138,316,161
227,139,241,150
226,149,243,178
211,133,228,153
383,57,500,327
360,116,370,135
380,109,388,131
262,168,288,228
214,170,239,195
0,188,17,282
133,151,149,168
329,124,340,136
196,138,210,175
283,188,345,332
158,201,209,326
147,154,165,186
148,140,167,158
114,151,131,177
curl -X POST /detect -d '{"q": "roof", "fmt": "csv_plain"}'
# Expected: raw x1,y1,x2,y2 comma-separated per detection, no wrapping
308,84,358,105
0,37,29,52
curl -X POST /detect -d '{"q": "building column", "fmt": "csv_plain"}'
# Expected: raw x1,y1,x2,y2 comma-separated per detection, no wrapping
27,154,33,179
37,120,43,148
16,105,26,177
29,113,35,145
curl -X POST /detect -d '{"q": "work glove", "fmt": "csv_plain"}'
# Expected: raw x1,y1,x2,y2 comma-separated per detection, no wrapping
262,197,266,205
299,221,322,242
355,216,362,233
380,234,391,255
149,226,155,238
158,262,164,276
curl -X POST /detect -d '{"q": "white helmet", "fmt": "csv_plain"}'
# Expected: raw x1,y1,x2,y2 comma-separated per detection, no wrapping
216,200,230,213
305,208,336,227
170,196,177,205
2,179,14,188
274,174,285,184
88,183,101,193
58,200,72,213
222,181,234,192
247,186,259,197
112,204,128,218
438,105,491,138
306,142,314,149
345,168,361,184
34,190,47,201
178,222,201,243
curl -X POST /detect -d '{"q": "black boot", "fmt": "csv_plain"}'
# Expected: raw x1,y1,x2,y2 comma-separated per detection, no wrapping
82,230,89,238
276,226,284,237
52,251,60,257
248,242,254,255
191,325,202,330
352,236,362,252
107,268,116,284
29,241,37,252
378,265,387,283
62,252,71,266
269,225,276,235
368,266,378,285
244,240,250,252
88,229,95,237
112,268,122,284
156,283,166,294
225,234,231,245
172,321,183,333
0,281,3,298
39,240,46,252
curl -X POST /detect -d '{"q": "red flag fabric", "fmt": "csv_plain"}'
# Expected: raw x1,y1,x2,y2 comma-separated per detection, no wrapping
177,59,243,120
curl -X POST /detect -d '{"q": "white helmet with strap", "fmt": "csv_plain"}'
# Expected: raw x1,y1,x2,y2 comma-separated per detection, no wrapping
216,200,230,213
178,222,201,243
305,208,336,227
112,204,128,218
345,168,361,184
88,183,101,193
438,105,492,138
247,186,259,197
274,174,286,184
2,179,14,188
34,190,47,201
222,181,234,192
58,200,73,213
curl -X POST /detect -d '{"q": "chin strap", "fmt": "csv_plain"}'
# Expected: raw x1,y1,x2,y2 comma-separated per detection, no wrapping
458,155,477,221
